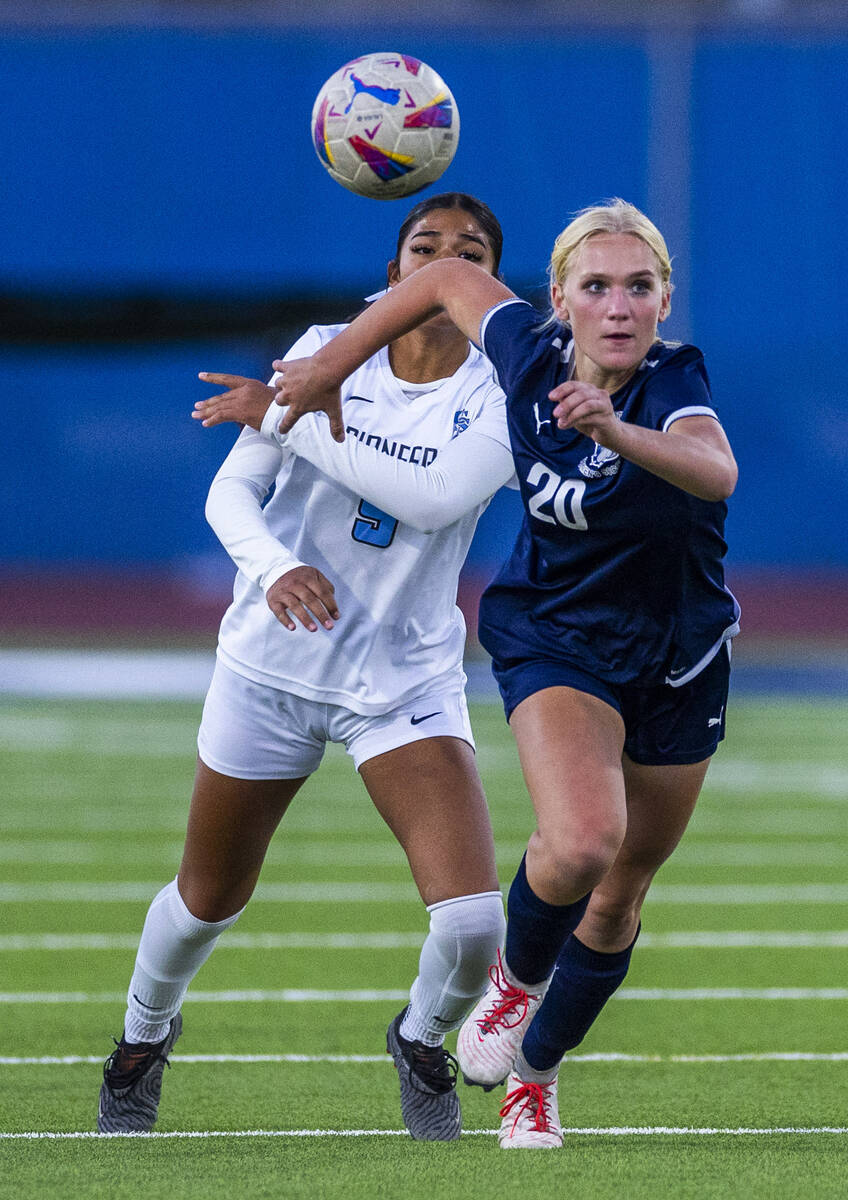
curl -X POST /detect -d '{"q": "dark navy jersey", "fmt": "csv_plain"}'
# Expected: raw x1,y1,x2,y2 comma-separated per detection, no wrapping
477,299,740,687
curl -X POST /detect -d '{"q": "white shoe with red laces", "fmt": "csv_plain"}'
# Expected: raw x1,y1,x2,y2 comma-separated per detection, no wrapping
498,1071,562,1149
456,950,547,1090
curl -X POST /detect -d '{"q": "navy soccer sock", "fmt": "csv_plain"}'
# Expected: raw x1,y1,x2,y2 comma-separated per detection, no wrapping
521,927,640,1072
504,855,591,987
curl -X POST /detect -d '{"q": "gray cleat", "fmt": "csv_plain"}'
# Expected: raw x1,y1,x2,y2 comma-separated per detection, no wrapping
97,1013,182,1133
386,1008,461,1141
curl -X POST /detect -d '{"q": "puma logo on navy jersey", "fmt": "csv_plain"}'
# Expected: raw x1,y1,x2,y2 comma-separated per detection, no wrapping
533,402,552,436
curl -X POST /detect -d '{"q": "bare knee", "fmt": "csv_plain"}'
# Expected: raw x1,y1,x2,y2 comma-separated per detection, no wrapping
528,824,623,903
177,869,257,924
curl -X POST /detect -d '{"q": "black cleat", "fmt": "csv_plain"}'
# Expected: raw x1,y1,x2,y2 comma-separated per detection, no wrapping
97,1013,182,1133
386,1008,461,1141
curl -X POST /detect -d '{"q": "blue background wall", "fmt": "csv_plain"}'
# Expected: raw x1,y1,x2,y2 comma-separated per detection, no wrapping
4,25,847,579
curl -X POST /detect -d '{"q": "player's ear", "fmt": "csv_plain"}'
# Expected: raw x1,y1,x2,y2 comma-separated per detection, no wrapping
658,287,672,323
551,281,568,322
386,258,401,287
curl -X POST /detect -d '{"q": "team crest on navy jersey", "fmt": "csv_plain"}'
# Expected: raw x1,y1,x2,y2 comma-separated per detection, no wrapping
578,442,621,479
451,408,470,438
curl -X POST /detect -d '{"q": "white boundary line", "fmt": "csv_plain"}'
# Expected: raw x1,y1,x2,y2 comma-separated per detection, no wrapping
3,1052,847,1066
3,987,848,1004
0,840,844,869
4,882,848,904
4,930,848,951
3,1127,847,1140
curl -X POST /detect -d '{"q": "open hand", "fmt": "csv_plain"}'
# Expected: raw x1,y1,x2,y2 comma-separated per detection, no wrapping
193,373,275,430
266,566,340,632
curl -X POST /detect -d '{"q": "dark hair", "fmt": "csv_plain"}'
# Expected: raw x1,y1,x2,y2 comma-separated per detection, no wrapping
390,192,504,277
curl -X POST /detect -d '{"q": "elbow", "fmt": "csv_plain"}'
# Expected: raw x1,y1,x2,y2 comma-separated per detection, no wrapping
406,515,449,534
405,504,459,534
426,257,480,304
716,455,739,501
700,459,738,503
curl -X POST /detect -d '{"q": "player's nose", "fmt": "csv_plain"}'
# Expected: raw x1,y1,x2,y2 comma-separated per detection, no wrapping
606,287,630,315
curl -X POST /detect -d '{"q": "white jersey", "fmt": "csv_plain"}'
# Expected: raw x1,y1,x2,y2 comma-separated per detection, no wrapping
207,324,515,715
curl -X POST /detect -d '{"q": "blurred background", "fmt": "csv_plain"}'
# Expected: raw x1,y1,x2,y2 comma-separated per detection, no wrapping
2,0,847,695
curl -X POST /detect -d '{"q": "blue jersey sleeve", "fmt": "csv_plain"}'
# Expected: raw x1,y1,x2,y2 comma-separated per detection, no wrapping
479,300,554,392
638,345,719,431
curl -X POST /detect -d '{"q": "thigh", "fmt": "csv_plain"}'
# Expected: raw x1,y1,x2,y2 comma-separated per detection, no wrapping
508,686,627,900
179,760,307,921
359,736,498,907
578,754,711,950
620,753,712,870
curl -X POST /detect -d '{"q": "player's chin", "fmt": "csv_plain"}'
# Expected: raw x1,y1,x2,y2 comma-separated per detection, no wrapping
598,338,642,366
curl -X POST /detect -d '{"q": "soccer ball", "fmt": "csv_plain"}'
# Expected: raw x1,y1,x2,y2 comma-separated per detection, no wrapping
310,53,460,200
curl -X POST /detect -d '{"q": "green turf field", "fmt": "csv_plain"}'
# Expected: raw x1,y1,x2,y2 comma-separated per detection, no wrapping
1,695,846,1198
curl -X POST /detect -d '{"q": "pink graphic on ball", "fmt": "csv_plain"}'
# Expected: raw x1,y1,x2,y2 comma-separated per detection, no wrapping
349,135,415,181
403,92,453,129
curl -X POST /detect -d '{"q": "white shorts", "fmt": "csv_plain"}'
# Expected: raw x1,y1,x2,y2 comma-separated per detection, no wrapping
197,660,476,780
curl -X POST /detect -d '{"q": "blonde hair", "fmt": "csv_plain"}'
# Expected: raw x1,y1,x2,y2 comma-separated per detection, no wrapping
548,198,673,300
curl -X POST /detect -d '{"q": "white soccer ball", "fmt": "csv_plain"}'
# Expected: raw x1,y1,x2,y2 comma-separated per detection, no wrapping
310,52,460,200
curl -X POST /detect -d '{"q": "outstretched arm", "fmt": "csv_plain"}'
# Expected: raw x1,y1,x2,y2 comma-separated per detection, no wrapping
195,385,516,532
269,408,516,532
272,260,514,441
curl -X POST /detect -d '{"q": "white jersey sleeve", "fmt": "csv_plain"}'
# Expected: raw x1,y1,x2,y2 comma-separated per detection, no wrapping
215,327,518,715
261,404,515,532
205,427,304,594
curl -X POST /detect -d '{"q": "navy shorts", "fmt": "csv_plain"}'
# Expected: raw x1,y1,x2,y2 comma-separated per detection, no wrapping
491,643,731,766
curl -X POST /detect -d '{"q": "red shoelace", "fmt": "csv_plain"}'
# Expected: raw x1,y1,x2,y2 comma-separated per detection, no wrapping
499,1080,556,1134
476,949,533,1036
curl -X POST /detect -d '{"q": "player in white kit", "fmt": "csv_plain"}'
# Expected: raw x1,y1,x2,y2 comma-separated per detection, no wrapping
97,194,517,1141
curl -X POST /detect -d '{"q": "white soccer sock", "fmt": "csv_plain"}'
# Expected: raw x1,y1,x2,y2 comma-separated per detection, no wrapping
512,1046,559,1085
123,877,243,1044
401,890,505,1046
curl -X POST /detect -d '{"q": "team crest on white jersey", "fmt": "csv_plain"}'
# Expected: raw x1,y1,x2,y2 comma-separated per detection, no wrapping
452,408,470,438
578,443,621,479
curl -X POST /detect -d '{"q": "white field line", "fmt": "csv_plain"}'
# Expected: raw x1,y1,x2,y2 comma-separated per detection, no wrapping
691,812,848,836
9,805,845,838
3,1052,848,1066
702,761,848,799
2,703,847,795
1,838,844,868
4,930,848,952
3,987,848,1004
0,932,425,951
2,1127,847,1140
0,882,420,903
4,881,848,904
0,989,408,1004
